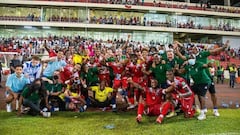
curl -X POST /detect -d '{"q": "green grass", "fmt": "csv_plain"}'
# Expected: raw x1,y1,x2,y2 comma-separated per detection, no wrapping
0,109,240,135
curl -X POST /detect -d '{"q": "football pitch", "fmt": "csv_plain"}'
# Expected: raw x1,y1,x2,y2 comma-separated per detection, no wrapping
0,109,240,135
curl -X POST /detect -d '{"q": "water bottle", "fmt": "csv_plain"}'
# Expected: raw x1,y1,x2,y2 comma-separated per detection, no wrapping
54,107,59,112
221,100,229,108
236,101,239,108
221,100,225,107
229,101,233,107
225,103,229,108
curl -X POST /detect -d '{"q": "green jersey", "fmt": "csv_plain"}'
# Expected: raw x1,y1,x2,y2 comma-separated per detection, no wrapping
196,51,210,64
185,62,211,84
80,67,99,86
217,69,223,76
150,63,167,84
45,83,63,93
166,58,178,69
160,52,168,61
22,87,40,103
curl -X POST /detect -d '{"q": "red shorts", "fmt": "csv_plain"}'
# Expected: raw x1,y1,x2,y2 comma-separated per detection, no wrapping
128,97,134,104
172,93,195,117
113,77,128,89
113,80,121,89
146,104,161,116
179,95,195,117
132,77,142,84
99,74,110,85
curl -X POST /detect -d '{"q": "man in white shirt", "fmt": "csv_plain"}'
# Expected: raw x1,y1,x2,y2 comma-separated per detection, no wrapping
23,55,42,83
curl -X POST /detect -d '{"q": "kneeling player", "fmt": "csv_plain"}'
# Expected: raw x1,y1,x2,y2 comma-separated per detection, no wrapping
128,78,173,123
158,70,195,123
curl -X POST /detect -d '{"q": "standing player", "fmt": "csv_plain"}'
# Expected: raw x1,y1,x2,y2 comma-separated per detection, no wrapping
107,58,128,102
125,54,144,108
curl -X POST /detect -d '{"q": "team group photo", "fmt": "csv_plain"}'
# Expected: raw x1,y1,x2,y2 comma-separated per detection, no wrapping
0,0,240,135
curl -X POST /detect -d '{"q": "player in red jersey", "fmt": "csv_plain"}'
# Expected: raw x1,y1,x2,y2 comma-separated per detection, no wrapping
97,59,111,86
87,56,99,68
107,58,128,94
128,78,172,123
125,54,144,108
156,70,195,123
43,41,57,57
166,70,195,117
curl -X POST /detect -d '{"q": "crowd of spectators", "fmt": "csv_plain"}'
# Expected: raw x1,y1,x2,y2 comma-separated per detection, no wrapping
0,13,40,22
88,15,240,32
1,12,239,32
42,0,240,14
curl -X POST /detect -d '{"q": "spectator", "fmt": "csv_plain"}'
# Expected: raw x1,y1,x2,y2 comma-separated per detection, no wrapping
22,55,42,83
0,60,2,88
216,66,224,84
42,49,67,78
10,54,21,74
238,65,240,77
43,71,66,111
229,64,237,88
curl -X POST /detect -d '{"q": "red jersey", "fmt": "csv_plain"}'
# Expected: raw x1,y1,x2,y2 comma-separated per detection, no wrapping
49,49,57,57
108,62,125,80
169,76,195,117
170,76,192,95
98,65,110,84
60,65,73,83
126,62,143,78
144,87,163,106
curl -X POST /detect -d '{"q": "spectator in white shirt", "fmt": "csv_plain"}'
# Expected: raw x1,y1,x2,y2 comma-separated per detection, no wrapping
23,55,42,83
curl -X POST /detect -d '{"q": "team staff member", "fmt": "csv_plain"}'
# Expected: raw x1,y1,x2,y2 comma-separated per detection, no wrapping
181,58,211,120
142,53,168,89
175,40,229,64
205,61,220,117
175,40,229,116
229,64,237,88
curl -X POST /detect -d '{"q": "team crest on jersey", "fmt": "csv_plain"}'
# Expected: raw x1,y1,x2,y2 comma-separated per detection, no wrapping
181,81,186,86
